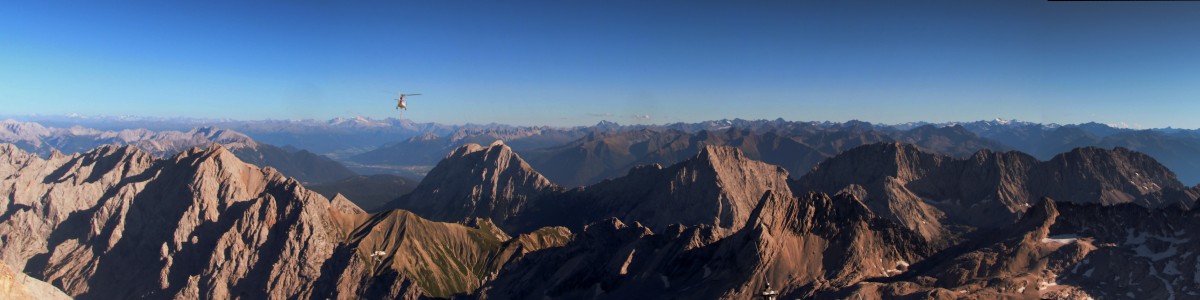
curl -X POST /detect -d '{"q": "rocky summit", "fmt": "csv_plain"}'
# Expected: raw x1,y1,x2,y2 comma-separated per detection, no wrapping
384,140,561,231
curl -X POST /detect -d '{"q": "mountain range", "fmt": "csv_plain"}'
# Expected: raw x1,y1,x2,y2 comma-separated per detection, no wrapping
386,140,1200,298
3,116,1200,299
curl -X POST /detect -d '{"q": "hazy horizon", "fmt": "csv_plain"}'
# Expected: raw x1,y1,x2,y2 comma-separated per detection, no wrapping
2,113,1181,130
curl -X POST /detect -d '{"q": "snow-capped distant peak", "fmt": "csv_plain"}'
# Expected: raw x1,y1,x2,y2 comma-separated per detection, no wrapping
1107,121,1143,130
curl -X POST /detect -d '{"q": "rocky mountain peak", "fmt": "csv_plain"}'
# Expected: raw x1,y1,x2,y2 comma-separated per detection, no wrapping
814,142,935,179
171,143,282,181
329,193,366,215
695,144,747,164
795,143,952,243
0,141,356,299
0,120,51,139
387,140,558,232
1046,146,1184,192
187,126,257,148
1019,197,1058,233
410,131,440,141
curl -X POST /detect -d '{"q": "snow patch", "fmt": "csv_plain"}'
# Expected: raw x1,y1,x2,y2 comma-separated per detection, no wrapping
1041,234,1080,244
1124,230,1189,262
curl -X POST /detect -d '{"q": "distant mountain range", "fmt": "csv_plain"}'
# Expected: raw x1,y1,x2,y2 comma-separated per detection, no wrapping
13,115,1200,185
0,120,355,184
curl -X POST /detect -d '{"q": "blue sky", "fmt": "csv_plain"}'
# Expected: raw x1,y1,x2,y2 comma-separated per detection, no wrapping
3,1,1200,127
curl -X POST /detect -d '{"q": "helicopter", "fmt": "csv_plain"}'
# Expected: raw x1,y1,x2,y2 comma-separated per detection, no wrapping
395,93,421,118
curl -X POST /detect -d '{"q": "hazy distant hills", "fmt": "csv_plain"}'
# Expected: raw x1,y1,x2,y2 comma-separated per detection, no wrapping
341,120,1011,187
10,115,582,157
1,119,258,157
0,120,355,184
346,126,588,175
307,174,417,212
17,115,1200,185
516,123,1009,187
955,120,1200,184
